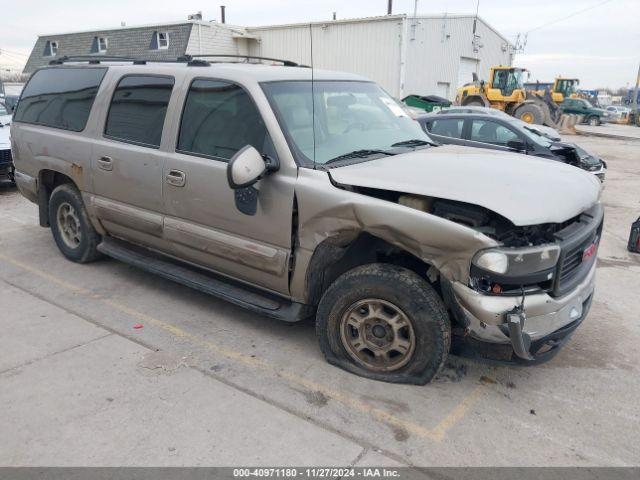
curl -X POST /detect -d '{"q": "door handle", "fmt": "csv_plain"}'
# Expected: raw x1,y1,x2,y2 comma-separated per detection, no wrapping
97,156,113,171
166,169,186,187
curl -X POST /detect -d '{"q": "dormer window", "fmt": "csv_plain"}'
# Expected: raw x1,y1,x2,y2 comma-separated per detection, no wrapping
91,36,108,54
149,31,170,50
43,40,58,57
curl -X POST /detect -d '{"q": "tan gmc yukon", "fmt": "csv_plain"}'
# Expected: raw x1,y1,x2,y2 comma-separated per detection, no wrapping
11,57,603,384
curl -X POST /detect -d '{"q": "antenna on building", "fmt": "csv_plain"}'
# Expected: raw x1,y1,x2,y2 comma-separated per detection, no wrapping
387,0,393,15
220,5,226,24
332,12,337,21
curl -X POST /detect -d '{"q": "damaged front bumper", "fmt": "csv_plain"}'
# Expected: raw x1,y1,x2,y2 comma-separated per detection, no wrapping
449,261,596,364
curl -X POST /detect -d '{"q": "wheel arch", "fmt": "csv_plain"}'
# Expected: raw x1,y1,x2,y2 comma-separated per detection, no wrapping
37,170,78,227
303,232,439,308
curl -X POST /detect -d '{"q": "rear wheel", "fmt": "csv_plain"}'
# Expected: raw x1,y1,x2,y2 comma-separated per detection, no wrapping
588,115,601,126
49,183,102,263
514,103,544,124
316,264,450,385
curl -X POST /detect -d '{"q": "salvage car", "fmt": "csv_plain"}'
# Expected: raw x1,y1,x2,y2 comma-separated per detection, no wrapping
437,105,561,141
11,58,603,384
419,112,607,181
0,103,13,184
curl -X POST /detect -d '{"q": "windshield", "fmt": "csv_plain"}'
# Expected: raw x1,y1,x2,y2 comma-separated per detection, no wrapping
519,124,553,147
0,104,8,116
557,79,578,96
262,81,432,166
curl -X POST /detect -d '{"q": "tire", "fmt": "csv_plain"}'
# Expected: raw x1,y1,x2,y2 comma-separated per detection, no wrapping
316,263,451,385
588,115,601,126
463,99,485,107
48,183,102,263
514,103,544,124
7,165,15,185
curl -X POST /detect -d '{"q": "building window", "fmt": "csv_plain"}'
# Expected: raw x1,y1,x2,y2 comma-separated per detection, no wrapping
91,36,108,54
157,32,169,49
43,40,58,57
98,37,108,52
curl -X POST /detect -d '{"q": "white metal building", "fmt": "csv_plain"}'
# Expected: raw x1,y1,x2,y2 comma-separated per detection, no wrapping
25,13,513,100
247,14,514,100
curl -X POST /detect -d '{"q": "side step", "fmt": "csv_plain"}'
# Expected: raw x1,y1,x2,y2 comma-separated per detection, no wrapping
97,237,311,322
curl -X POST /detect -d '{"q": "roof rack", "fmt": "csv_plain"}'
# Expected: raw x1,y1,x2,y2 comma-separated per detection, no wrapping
49,54,302,68
184,54,300,67
48,55,183,66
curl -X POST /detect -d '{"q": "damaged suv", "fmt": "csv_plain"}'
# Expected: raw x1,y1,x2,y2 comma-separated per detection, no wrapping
11,58,603,384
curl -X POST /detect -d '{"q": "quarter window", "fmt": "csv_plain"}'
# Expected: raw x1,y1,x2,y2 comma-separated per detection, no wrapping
470,120,519,146
13,67,107,132
428,118,464,139
104,75,174,148
177,79,268,161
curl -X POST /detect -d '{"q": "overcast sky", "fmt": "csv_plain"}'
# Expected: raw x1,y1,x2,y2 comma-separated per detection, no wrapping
1,0,638,88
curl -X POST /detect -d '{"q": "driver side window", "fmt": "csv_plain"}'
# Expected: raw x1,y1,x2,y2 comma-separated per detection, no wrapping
177,79,268,161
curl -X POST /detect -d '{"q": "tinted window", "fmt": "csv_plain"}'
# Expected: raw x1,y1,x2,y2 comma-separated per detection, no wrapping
470,120,519,146
429,118,464,138
177,79,267,160
13,67,106,131
105,75,174,147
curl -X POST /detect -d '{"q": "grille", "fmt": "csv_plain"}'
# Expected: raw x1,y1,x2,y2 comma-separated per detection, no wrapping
0,149,11,165
553,212,603,297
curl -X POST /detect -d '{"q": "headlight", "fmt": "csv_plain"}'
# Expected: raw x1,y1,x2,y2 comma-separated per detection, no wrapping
471,245,561,294
473,250,508,274
472,245,560,277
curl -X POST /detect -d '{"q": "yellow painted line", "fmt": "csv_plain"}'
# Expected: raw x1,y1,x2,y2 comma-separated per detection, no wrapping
0,252,487,441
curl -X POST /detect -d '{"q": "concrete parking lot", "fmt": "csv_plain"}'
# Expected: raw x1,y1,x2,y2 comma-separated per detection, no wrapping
1,133,639,467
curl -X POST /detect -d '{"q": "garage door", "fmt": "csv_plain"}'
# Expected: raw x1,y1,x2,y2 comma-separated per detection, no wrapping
458,57,479,87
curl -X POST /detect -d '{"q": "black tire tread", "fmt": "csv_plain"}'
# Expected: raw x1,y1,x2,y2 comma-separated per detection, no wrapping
49,183,102,263
316,263,450,385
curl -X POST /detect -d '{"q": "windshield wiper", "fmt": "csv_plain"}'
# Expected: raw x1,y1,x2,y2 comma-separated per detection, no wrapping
391,138,438,147
324,149,395,165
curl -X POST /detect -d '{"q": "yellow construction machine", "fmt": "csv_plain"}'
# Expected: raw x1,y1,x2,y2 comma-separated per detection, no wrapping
455,66,563,127
524,77,580,104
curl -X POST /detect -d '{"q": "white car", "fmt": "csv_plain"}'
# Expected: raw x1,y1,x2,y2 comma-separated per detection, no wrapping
0,102,14,183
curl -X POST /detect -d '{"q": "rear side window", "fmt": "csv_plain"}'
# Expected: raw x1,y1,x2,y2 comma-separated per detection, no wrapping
105,75,174,148
13,67,107,131
177,79,267,160
428,118,464,138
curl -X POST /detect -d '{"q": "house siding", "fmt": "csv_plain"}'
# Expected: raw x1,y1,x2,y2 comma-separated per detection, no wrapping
184,23,240,56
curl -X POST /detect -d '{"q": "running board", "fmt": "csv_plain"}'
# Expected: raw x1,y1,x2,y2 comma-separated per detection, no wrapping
97,237,310,322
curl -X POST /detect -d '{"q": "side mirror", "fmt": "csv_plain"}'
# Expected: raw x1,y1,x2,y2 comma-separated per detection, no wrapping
227,146,268,189
507,139,527,152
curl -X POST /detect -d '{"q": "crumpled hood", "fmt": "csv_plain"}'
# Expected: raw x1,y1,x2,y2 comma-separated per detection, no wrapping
328,145,601,226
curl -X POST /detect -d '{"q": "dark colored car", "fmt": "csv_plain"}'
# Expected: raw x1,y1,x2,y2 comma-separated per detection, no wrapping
418,112,607,181
561,98,611,126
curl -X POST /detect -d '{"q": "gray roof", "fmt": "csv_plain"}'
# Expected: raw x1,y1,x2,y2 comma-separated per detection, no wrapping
23,23,194,74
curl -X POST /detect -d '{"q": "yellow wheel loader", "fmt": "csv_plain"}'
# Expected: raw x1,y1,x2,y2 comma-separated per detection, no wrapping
455,66,563,128
524,77,580,104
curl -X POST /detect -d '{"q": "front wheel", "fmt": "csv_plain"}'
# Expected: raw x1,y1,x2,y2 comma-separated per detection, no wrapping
316,264,450,384
49,183,102,263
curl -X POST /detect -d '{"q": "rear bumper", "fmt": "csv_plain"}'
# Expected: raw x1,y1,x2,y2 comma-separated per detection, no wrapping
450,261,596,364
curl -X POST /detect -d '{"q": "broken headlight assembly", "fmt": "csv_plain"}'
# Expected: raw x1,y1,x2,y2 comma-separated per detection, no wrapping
470,244,560,295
